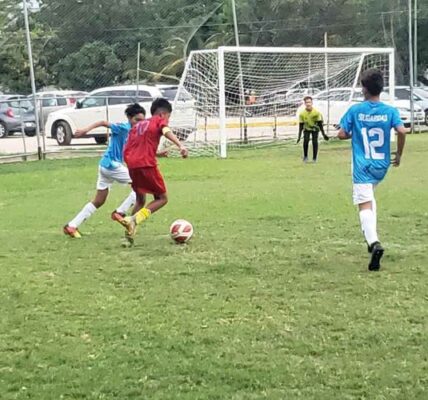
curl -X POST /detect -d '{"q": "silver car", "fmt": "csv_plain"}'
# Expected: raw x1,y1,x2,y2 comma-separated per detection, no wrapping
395,86,428,125
0,95,37,139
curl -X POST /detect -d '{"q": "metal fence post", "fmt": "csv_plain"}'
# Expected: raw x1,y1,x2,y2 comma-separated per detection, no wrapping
19,99,28,161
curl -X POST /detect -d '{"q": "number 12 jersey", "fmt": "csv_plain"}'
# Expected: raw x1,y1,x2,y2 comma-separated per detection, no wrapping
340,101,404,184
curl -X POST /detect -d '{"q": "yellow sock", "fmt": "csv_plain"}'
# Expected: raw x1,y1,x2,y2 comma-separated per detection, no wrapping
135,208,152,225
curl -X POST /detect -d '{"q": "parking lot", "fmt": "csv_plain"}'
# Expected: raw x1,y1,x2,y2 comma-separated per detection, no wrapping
0,133,103,156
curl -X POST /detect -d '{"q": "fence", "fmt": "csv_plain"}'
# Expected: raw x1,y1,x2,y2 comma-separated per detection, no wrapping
0,1,426,161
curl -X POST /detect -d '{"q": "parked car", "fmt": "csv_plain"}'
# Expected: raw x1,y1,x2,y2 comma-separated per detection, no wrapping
45,85,161,145
298,87,425,128
45,84,196,145
29,90,88,127
156,84,197,139
249,87,321,117
393,86,428,125
0,95,37,139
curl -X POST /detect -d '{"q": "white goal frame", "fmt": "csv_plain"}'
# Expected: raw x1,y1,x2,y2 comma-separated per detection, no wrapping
174,46,395,158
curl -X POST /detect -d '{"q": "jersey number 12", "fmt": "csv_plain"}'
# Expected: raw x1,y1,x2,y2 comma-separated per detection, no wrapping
361,128,385,160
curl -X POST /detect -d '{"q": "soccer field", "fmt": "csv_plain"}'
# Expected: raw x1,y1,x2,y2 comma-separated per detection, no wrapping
0,136,427,399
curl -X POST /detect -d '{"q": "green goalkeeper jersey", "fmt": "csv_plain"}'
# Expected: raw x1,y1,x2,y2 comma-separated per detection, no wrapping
299,108,323,131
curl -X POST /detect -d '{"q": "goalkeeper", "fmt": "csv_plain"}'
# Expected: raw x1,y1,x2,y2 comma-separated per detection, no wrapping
297,96,329,162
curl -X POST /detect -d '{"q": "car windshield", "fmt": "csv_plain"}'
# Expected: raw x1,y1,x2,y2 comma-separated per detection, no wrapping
395,89,410,100
159,87,192,101
159,87,177,101
7,99,34,112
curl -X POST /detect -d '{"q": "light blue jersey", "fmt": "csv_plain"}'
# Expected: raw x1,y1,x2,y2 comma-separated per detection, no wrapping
340,101,403,184
99,122,131,170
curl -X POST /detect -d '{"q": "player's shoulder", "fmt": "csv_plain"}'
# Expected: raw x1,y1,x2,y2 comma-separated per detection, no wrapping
343,102,363,117
153,114,169,128
111,121,130,131
377,102,399,114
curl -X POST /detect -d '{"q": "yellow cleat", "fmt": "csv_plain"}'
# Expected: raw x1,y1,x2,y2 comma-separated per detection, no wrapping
122,217,137,244
63,225,82,238
111,211,128,228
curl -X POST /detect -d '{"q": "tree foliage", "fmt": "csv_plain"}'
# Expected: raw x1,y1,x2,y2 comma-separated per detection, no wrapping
0,0,426,93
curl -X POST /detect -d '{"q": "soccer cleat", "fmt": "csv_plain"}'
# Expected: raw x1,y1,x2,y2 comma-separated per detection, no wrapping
122,216,137,245
303,157,308,163
368,242,384,271
111,211,128,227
63,225,82,238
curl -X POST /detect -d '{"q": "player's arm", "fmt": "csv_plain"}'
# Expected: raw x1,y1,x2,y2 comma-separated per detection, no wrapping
337,128,351,140
156,150,169,158
391,125,408,167
296,122,304,144
74,121,110,137
337,109,353,140
391,108,408,167
317,120,329,140
162,127,188,158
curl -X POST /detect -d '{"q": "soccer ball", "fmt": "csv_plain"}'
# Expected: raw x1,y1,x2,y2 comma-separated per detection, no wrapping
169,219,193,244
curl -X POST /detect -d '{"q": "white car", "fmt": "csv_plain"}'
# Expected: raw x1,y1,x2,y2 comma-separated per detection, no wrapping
394,86,428,125
45,85,162,145
29,90,88,128
297,88,425,128
156,84,197,140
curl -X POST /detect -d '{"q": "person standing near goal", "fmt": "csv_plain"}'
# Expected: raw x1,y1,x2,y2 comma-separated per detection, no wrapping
337,69,407,271
122,98,188,245
63,103,146,238
297,96,329,162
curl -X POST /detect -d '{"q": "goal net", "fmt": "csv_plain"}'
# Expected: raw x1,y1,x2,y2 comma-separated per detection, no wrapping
169,46,395,157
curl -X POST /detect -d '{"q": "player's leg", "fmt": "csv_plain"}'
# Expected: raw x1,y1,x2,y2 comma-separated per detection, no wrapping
371,196,377,232
138,193,168,220
312,131,319,162
112,190,136,220
108,165,138,225
122,167,167,243
64,167,111,237
128,193,168,233
354,184,383,270
132,167,167,224
131,192,146,215
302,131,310,162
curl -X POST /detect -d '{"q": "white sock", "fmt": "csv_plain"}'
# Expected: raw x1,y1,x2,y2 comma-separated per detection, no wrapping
115,191,136,215
359,208,379,246
372,198,377,231
68,202,97,228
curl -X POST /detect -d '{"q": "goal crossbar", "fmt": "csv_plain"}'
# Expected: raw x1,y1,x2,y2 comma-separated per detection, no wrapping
171,46,395,158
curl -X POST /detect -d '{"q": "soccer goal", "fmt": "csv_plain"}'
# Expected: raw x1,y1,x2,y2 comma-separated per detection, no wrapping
169,46,395,158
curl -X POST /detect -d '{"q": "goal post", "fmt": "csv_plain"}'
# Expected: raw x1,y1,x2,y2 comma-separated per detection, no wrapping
169,46,395,158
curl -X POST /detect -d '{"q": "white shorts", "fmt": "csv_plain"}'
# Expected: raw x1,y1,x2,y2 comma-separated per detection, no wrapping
96,165,131,190
352,183,377,205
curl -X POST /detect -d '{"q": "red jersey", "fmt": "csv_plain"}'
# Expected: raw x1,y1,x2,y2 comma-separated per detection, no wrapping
124,115,169,169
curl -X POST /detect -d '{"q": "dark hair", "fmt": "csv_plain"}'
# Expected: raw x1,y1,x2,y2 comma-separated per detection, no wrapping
361,69,384,96
303,96,313,102
125,103,146,118
150,98,172,115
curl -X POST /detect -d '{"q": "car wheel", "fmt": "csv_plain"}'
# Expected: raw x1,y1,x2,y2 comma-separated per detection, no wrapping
425,111,428,126
94,136,108,145
55,121,72,145
25,130,36,137
0,121,9,139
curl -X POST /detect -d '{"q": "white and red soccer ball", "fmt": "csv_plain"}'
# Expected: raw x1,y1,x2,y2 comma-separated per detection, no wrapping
169,219,194,243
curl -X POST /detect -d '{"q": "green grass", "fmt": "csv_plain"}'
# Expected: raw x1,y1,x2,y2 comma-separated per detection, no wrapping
1,136,427,399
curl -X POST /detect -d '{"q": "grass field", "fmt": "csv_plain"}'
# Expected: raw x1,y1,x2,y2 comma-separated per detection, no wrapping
0,136,427,399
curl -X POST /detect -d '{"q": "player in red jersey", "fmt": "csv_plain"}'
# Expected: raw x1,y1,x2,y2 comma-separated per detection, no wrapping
122,98,188,244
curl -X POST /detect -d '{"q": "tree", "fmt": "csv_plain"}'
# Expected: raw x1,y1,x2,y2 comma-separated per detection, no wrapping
57,42,122,90
0,0,427,92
